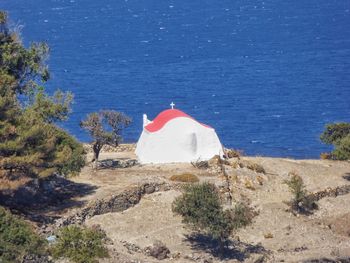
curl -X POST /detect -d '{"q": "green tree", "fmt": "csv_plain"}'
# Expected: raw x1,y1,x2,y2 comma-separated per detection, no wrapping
320,122,350,160
0,10,85,180
80,110,131,169
172,183,252,253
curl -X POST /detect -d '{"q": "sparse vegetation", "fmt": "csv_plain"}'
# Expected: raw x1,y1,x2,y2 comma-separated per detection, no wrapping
0,206,47,263
145,240,170,260
170,173,199,183
320,123,350,160
172,183,253,252
51,225,109,263
224,148,243,158
244,179,256,190
320,152,332,160
284,172,317,214
231,160,265,174
80,111,131,169
245,161,266,174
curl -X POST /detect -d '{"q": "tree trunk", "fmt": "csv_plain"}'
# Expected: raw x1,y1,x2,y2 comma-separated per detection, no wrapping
220,158,233,206
92,144,101,170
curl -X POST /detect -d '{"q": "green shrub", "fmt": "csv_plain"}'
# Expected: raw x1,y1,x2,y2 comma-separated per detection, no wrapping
332,134,350,161
172,183,253,250
284,172,317,214
320,123,350,160
170,173,199,183
51,225,109,263
230,202,256,229
0,206,46,263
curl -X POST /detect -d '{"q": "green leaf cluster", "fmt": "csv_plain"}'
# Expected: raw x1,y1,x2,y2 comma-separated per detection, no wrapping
0,10,85,179
51,225,109,263
172,183,252,243
0,206,47,263
320,123,350,160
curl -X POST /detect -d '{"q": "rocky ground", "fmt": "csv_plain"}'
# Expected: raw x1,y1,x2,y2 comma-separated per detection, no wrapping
7,144,350,263
44,145,349,263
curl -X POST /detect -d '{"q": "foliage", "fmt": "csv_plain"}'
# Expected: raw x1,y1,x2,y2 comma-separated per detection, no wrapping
230,202,255,229
0,11,85,180
53,128,86,176
51,225,109,263
320,123,350,160
284,172,317,214
172,183,253,249
332,134,350,161
0,206,47,263
80,110,131,168
169,173,199,183
320,123,350,145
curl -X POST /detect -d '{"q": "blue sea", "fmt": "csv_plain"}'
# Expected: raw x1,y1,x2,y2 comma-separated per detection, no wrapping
2,0,350,158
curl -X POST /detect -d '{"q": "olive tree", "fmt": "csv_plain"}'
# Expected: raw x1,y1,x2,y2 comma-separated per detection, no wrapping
172,183,253,254
80,110,131,169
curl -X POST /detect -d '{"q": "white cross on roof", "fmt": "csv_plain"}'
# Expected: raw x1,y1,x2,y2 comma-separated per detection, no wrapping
170,102,175,109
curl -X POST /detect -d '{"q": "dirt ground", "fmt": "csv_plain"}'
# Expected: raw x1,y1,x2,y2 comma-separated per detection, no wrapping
67,147,350,263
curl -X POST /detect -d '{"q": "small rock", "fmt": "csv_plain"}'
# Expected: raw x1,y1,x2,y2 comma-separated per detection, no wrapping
144,240,170,260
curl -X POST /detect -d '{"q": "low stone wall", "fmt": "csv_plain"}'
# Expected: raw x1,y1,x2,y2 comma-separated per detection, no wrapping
54,182,171,229
83,143,136,153
309,185,350,201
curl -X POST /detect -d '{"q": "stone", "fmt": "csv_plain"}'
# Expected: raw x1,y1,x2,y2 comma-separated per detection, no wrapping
145,240,170,260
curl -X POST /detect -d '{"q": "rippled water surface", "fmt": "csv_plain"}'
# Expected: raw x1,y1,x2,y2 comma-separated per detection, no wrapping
2,0,350,158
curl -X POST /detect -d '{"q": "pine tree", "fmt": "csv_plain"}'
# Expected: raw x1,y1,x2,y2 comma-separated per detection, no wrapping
0,10,85,180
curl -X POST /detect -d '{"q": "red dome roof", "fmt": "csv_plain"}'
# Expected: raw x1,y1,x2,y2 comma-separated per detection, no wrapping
145,109,211,132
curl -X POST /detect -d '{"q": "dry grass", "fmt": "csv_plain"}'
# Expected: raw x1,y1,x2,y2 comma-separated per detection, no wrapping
225,148,243,158
0,176,31,191
245,161,266,174
264,233,274,239
320,152,332,160
169,173,199,183
231,160,266,174
244,179,256,190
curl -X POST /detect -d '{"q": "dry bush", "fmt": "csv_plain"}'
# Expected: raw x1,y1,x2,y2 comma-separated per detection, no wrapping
244,179,256,190
144,240,170,260
233,160,266,174
256,175,264,185
0,174,31,191
246,162,266,174
225,148,243,158
320,152,332,160
170,173,199,183
264,233,273,239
